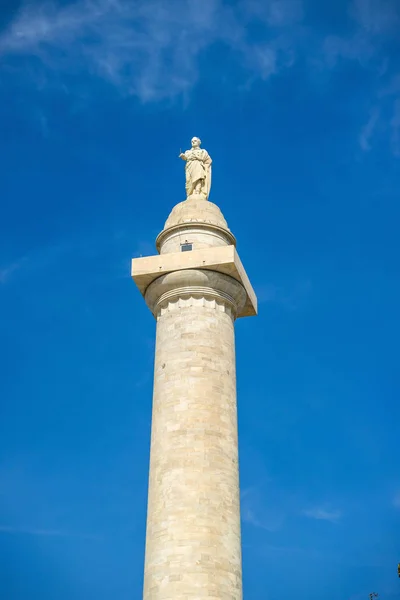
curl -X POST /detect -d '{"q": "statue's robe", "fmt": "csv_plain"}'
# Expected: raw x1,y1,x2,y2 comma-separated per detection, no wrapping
184,148,212,198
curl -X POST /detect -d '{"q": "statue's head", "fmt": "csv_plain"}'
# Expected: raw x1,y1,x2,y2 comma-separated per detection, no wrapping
191,137,201,148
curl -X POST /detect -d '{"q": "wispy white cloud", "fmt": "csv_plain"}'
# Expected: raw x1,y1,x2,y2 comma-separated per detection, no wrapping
242,506,285,531
390,98,400,157
322,0,400,156
393,492,400,509
1,0,399,160
323,0,399,68
376,72,400,157
359,107,380,151
350,0,400,35
241,486,286,532
302,506,342,523
243,0,303,27
380,73,400,98
0,524,101,540
323,33,375,68
0,229,136,287
0,242,79,286
0,0,300,101
0,258,27,284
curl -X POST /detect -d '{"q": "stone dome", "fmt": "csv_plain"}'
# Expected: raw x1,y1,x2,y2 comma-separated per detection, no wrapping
156,197,236,254
163,198,230,231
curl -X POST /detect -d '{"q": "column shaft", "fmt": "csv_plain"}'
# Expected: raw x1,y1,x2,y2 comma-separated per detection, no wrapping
143,283,242,599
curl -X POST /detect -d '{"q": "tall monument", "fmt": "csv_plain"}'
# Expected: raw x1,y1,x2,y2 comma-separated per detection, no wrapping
131,137,257,599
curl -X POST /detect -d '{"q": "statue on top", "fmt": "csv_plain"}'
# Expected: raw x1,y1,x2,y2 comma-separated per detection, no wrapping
179,137,212,200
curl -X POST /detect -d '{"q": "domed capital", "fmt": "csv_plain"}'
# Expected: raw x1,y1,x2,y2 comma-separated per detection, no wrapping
156,199,236,254
144,269,247,319
164,198,229,230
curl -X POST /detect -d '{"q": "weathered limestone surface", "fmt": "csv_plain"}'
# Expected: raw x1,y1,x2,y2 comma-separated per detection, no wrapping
143,274,243,600
132,190,257,600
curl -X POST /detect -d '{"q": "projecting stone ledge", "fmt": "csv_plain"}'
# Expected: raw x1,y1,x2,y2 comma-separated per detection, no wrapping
131,245,257,319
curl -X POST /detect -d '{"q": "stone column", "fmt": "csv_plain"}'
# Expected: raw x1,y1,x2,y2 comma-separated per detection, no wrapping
143,269,246,600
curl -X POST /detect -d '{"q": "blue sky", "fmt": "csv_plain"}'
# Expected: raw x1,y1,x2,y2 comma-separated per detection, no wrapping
1,0,400,598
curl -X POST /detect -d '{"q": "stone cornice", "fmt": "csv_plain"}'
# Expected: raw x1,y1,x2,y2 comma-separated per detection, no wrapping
131,245,257,319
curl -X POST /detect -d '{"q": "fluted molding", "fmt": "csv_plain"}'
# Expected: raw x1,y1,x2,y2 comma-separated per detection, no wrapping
145,269,246,320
